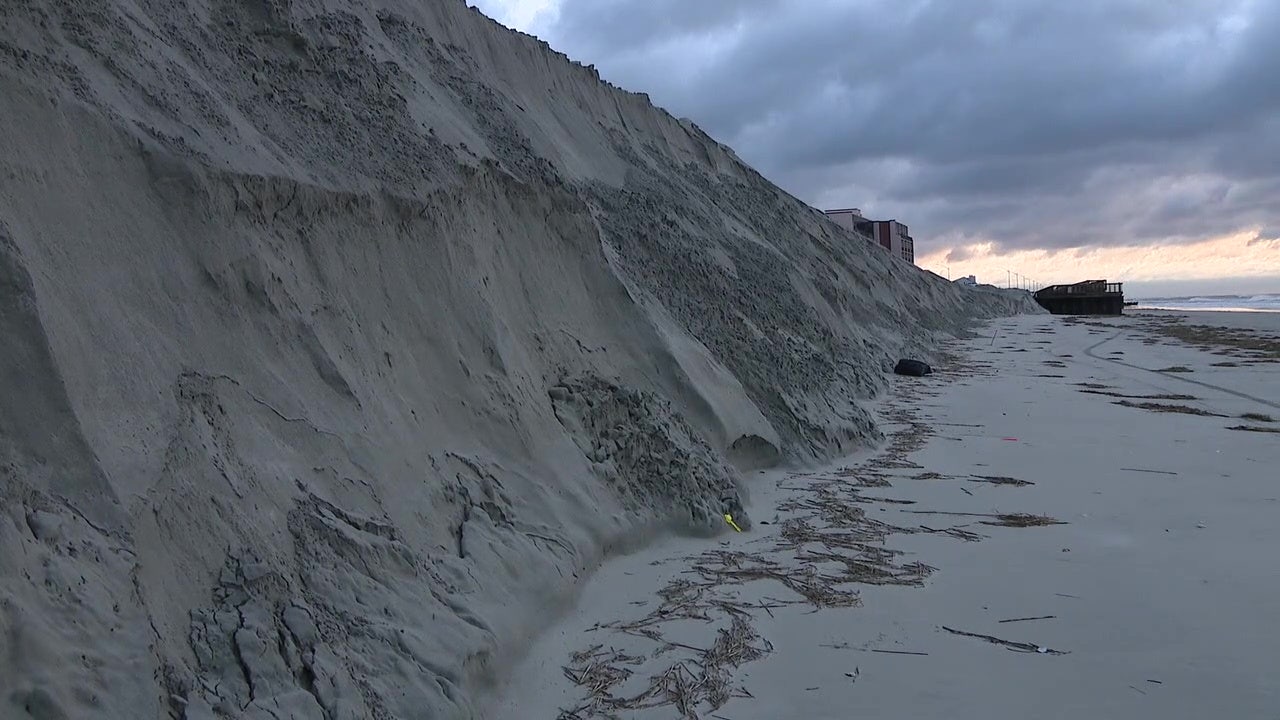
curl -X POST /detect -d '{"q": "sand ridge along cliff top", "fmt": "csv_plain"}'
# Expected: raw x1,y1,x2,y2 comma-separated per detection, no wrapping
0,1,1036,717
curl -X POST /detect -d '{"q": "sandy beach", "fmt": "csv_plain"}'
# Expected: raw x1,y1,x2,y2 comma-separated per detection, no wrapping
487,311,1280,719
3,4,1274,718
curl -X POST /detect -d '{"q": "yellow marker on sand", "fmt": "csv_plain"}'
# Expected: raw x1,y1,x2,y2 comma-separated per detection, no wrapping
724,513,742,532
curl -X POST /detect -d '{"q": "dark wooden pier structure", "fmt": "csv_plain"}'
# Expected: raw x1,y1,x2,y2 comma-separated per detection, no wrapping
1034,280,1125,315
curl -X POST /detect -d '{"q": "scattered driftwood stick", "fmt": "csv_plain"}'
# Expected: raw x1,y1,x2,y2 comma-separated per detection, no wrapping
1120,467,1178,476
858,496,918,505
866,648,929,656
907,510,1065,527
1227,425,1280,434
941,626,1068,655
969,475,1034,486
998,615,1056,624
979,513,1066,528
662,640,709,653
918,525,984,542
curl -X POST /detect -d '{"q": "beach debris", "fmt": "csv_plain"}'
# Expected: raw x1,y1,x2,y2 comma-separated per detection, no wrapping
980,513,1065,528
554,369,990,717
1120,467,1179,476
561,645,644,695
1001,437,1019,441
560,480,938,715
1079,389,1197,401
724,513,743,532
855,495,917,505
559,616,772,718
1226,425,1280,434
1146,322,1280,359
968,474,1033,486
1113,400,1227,417
919,525,985,542
941,626,1068,655
866,648,929,656
906,510,1065,528
998,615,1056,624
894,358,933,377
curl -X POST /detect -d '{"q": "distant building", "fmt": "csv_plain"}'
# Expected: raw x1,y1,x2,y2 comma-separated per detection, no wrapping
823,208,915,264
823,207,865,233
954,275,977,286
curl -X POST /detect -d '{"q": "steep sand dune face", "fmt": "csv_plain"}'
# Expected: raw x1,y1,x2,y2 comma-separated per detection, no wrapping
0,1,1036,717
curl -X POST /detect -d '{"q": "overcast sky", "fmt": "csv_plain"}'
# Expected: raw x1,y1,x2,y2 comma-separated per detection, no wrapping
470,0,1279,296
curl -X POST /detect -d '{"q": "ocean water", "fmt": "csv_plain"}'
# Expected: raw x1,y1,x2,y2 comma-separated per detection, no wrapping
1135,293,1280,313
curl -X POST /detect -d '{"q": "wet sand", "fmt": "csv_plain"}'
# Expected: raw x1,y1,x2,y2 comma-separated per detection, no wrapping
487,312,1280,719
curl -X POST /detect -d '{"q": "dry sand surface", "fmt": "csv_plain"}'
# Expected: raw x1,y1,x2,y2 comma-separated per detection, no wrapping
490,312,1280,719
0,2,1037,718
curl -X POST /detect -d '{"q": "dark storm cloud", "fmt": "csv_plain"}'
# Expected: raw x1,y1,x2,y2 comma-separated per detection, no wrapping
537,0,1280,253
547,0,783,57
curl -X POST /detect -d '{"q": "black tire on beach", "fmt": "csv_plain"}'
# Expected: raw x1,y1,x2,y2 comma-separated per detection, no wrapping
894,358,933,377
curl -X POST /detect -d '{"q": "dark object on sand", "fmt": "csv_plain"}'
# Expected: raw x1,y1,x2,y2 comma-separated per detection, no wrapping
1034,279,1124,315
894,359,932,377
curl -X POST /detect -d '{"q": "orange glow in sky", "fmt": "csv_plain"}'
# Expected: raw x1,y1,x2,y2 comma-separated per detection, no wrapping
918,230,1280,292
